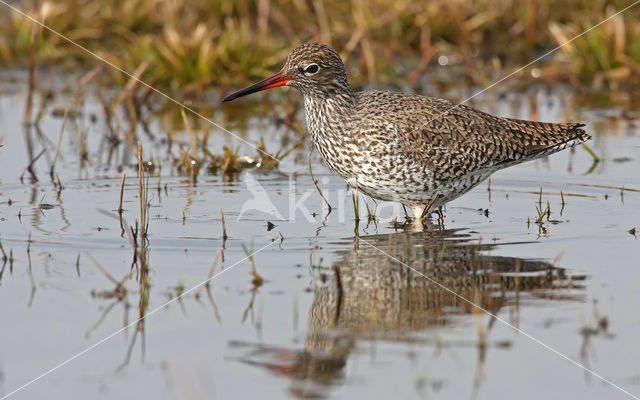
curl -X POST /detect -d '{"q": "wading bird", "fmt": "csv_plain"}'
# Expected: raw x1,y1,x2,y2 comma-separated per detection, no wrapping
223,43,590,219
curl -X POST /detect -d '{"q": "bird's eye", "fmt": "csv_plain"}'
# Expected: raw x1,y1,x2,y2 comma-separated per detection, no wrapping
304,64,320,75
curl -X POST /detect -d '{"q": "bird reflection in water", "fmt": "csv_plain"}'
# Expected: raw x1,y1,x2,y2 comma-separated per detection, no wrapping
229,229,586,398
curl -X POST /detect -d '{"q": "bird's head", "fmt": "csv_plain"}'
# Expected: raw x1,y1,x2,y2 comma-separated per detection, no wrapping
223,42,350,102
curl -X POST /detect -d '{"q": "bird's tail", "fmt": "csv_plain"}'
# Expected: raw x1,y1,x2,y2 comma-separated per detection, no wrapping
506,119,591,157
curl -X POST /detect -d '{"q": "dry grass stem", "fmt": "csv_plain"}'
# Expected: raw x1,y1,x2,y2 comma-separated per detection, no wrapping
49,108,69,180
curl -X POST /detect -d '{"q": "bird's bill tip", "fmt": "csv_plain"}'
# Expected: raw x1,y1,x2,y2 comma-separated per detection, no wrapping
222,72,291,102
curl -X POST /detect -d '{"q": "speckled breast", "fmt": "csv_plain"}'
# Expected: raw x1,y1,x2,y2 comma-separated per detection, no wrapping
304,98,491,207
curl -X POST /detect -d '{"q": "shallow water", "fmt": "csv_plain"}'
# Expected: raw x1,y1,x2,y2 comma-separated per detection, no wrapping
0,73,639,400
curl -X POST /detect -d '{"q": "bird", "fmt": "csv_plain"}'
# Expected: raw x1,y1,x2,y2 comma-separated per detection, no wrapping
223,42,590,218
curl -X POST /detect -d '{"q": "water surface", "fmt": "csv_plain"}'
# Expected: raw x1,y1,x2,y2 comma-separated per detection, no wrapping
0,74,639,399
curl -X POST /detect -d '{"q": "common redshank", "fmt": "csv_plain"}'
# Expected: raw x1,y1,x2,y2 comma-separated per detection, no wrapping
223,42,590,218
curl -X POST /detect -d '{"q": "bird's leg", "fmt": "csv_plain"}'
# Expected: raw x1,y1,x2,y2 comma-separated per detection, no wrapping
308,146,332,211
421,216,433,232
436,207,445,226
402,204,411,222
420,194,440,219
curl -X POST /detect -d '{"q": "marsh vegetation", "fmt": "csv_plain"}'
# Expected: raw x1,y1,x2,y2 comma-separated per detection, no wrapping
0,1,639,399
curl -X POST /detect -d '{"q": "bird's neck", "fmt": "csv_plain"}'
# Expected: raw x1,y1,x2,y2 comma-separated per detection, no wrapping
302,86,356,143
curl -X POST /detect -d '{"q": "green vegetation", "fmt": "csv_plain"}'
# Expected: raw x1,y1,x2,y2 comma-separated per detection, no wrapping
2,0,640,95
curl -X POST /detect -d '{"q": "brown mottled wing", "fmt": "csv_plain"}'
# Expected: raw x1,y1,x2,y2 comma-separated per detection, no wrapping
368,93,589,180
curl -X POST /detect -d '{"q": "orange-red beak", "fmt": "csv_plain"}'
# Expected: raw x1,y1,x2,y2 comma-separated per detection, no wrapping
222,72,291,102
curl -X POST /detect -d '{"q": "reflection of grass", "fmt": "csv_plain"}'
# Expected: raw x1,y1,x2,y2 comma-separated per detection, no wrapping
0,235,7,264
582,144,602,175
27,262,36,307
2,0,640,93
26,233,36,307
241,242,263,287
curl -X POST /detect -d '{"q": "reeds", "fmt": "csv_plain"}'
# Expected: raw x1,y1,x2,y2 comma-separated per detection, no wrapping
2,0,640,94
135,142,151,327
49,108,69,180
220,208,228,243
137,142,149,241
